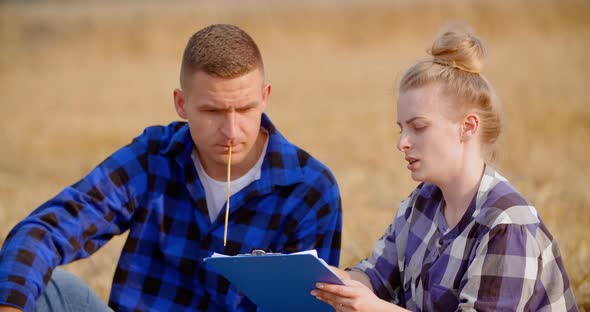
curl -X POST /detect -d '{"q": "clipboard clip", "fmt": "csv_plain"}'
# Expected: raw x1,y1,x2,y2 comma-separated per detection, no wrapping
241,249,282,256
250,249,268,256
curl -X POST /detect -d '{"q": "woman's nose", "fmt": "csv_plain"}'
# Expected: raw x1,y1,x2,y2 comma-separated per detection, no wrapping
397,131,410,152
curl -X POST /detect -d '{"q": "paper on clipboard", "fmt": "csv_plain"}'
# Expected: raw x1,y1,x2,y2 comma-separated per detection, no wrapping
204,250,343,312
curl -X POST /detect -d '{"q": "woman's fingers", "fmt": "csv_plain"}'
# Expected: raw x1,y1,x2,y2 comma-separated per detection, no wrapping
312,280,400,312
315,280,364,296
311,281,366,306
315,283,354,297
311,288,351,310
342,279,365,287
311,287,338,302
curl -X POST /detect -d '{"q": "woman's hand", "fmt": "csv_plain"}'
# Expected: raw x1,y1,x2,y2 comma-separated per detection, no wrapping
311,279,405,312
329,266,351,281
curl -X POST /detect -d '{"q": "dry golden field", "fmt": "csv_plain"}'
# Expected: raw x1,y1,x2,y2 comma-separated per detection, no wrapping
1,0,589,310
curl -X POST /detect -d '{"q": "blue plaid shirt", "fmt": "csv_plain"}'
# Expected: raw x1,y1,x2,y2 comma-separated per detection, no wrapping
0,114,342,311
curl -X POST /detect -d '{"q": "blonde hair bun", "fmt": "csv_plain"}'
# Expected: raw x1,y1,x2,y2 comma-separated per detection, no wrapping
429,31,485,74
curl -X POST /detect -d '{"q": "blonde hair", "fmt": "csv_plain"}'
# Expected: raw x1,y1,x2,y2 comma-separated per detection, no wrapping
400,31,503,161
180,24,264,89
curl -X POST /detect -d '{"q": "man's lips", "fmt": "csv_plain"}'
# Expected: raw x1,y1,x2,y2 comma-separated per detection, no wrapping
218,143,241,152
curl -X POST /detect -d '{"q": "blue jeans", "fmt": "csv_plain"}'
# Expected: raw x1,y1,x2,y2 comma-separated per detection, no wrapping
34,269,112,312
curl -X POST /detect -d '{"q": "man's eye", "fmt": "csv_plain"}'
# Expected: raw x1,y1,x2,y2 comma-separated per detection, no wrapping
237,107,254,113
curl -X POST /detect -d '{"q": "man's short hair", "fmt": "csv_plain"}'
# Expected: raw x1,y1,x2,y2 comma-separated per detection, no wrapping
180,24,264,88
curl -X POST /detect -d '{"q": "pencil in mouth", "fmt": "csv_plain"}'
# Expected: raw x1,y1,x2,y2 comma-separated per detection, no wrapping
223,145,232,246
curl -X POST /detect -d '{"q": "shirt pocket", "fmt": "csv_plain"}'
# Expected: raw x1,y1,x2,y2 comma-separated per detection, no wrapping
430,284,459,311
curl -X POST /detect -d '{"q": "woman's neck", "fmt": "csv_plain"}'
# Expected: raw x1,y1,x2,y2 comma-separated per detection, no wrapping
439,159,485,229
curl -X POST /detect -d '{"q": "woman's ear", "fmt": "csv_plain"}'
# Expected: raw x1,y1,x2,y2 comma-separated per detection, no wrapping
461,113,480,142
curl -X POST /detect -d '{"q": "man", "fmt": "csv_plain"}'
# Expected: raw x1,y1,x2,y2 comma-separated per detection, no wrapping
0,24,342,311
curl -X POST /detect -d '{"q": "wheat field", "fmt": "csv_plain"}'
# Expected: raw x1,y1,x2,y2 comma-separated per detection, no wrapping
1,0,589,310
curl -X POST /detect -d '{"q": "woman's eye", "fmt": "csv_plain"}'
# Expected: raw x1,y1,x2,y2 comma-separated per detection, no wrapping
413,125,427,131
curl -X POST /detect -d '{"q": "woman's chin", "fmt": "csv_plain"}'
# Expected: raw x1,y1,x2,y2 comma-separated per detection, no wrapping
410,174,423,182
410,171,428,183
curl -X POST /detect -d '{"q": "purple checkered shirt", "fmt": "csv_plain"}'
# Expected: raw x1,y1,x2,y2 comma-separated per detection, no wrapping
354,165,578,311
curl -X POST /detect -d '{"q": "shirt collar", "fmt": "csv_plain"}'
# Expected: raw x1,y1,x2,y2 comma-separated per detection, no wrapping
161,113,305,190
161,122,192,156
258,113,305,187
473,164,508,217
424,164,504,238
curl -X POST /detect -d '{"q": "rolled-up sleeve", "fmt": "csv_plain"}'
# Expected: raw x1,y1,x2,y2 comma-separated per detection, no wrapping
353,194,416,304
0,137,146,311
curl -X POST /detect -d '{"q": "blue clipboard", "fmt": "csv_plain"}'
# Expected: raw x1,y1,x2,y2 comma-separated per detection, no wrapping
204,252,344,312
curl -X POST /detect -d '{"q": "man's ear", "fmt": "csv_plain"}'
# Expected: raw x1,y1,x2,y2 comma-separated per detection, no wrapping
260,83,272,111
173,88,187,119
461,113,480,142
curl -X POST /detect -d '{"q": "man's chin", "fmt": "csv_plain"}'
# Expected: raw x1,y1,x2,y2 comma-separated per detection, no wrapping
215,153,245,166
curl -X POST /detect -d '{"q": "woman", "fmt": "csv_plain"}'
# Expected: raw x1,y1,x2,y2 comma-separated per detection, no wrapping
311,31,578,311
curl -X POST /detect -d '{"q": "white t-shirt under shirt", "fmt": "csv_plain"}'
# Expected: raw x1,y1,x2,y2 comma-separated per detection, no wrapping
191,137,269,222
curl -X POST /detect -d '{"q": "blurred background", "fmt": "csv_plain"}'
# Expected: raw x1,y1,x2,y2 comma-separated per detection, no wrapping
1,0,589,309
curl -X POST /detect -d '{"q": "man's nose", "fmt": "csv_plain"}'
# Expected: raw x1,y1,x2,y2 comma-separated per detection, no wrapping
221,111,238,141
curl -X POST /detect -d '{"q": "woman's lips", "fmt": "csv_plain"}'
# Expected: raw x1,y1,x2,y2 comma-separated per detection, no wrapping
405,157,419,171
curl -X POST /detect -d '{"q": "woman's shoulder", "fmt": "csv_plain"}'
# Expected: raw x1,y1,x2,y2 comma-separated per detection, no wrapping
471,168,553,243
474,172,540,226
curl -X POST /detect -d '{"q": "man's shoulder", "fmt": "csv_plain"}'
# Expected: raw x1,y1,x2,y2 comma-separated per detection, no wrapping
296,146,337,185
138,122,187,142
265,120,337,188
290,145,329,169
131,122,189,153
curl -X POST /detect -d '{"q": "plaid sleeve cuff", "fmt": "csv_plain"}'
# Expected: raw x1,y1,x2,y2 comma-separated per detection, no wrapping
0,280,36,312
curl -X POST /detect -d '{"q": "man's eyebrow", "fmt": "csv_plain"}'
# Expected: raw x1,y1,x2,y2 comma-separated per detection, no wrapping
239,101,259,109
199,103,220,110
199,101,259,110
